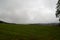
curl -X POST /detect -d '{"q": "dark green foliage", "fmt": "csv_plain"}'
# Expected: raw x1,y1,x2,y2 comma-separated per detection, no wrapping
56,9,60,17
56,0,60,17
56,0,60,25
57,0,60,5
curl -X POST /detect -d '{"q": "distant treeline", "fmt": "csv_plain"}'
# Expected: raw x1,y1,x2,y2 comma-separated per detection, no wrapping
0,21,60,26
0,21,6,23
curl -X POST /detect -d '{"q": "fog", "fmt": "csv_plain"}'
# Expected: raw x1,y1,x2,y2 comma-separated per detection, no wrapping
0,0,59,24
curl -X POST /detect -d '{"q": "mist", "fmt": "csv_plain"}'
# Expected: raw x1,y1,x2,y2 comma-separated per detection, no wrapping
0,0,59,24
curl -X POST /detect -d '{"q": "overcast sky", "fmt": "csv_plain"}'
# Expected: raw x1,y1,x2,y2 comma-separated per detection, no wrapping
0,0,59,24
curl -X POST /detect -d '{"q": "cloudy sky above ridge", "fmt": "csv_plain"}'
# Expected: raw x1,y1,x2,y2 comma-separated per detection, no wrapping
0,0,59,24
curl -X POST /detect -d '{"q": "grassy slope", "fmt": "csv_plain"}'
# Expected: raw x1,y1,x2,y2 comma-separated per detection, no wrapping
0,23,60,40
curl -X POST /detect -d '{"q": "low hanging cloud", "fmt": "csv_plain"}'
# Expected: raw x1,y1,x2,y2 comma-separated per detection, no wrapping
0,0,59,24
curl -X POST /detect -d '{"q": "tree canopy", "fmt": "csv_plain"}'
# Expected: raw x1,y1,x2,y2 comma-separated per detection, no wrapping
56,0,60,17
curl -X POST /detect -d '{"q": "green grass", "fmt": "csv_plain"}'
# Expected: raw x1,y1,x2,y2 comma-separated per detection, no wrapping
0,23,60,40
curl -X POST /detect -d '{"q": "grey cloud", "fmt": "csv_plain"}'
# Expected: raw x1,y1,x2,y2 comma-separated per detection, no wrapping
0,0,59,24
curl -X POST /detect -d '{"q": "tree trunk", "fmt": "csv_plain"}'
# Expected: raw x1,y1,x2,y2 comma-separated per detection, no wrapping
59,19,60,26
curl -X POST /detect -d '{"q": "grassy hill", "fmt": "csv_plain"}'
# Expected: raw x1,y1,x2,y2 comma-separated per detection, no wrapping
0,23,60,40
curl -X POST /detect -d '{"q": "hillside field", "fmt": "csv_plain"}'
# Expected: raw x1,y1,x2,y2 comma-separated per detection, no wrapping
0,23,60,40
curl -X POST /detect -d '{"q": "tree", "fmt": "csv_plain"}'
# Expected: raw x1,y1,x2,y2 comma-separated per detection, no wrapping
56,0,60,26
56,0,60,24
